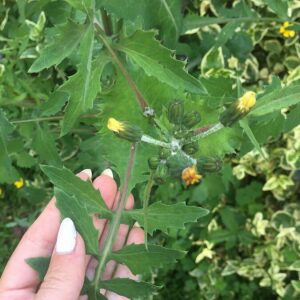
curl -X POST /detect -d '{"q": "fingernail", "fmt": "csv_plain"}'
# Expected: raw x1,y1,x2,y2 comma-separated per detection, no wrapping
82,169,92,179
101,168,113,178
56,218,77,254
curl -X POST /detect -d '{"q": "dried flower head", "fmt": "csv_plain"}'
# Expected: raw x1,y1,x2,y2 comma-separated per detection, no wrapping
182,165,202,186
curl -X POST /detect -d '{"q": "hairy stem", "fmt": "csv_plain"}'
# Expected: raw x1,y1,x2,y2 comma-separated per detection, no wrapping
94,143,137,293
188,123,224,143
94,21,149,111
143,172,155,250
141,135,171,148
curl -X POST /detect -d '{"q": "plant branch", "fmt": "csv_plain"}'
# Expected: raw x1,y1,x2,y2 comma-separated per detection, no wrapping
141,134,171,148
94,143,137,293
143,172,155,250
188,122,224,143
93,20,149,111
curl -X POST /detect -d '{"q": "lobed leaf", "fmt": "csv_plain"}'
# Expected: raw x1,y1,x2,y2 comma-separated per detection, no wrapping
124,202,209,235
55,188,100,256
109,244,185,274
116,30,207,94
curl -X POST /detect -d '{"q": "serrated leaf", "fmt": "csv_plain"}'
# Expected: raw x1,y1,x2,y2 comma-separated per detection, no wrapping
29,21,86,73
214,21,238,49
41,91,69,117
124,202,209,235
55,188,100,256
109,244,185,274
0,110,18,183
250,85,300,117
26,256,50,280
60,32,110,135
116,30,206,94
15,152,36,168
99,278,159,299
41,165,112,218
32,124,62,167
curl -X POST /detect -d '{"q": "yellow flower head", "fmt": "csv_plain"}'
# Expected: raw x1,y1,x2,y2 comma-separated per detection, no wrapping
279,22,296,38
107,118,125,133
14,178,24,189
182,165,202,186
237,91,256,113
0,187,3,197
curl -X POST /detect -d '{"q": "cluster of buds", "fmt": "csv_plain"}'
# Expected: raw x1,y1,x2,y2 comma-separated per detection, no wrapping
106,91,255,186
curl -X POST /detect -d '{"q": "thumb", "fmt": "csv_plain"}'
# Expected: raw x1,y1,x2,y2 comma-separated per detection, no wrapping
36,218,86,300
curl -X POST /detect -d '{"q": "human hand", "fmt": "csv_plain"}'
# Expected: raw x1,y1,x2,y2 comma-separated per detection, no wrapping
0,169,144,300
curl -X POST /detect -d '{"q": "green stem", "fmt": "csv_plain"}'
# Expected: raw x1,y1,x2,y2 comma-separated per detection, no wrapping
143,172,155,250
11,116,63,124
100,8,113,36
141,134,171,148
93,20,149,112
94,143,137,293
188,123,224,143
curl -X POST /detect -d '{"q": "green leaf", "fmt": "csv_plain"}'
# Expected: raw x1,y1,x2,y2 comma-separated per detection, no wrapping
26,256,50,280
99,278,159,299
41,91,69,117
250,85,300,117
214,21,239,49
60,33,110,135
124,202,209,235
239,119,265,158
29,21,86,73
116,30,206,94
0,110,18,183
266,0,288,18
32,124,62,167
219,207,242,232
64,0,94,12
109,244,185,274
41,165,112,218
15,152,36,168
55,188,100,256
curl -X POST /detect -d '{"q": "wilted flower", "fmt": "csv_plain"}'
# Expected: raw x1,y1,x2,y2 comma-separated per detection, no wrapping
182,165,202,186
279,22,296,38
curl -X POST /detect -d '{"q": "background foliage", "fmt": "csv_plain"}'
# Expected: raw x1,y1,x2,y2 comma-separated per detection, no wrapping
1,0,300,299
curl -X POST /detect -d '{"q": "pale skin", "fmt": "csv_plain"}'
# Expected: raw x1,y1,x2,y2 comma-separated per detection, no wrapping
0,169,144,300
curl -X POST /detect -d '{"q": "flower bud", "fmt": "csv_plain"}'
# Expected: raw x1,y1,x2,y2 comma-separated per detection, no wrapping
182,142,199,155
183,111,201,128
219,91,256,127
167,101,184,125
159,148,171,159
107,118,143,142
154,163,169,184
197,156,222,173
148,156,160,170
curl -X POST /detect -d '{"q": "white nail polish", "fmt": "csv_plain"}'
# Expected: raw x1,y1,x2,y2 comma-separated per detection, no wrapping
101,168,113,178
82,169,92,178
56,218,77,254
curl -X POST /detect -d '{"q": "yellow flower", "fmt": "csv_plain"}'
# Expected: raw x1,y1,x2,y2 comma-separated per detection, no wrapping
237,91,256,113
279,22,296,38
107,118,125,133
182,165,202,186
0,187,3,197
14,178,24,189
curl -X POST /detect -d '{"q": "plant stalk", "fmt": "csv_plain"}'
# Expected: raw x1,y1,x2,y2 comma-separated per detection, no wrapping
188,123,224,143
93,21,149,112
141,135,171,148
94,143,137,293
100,8,113,36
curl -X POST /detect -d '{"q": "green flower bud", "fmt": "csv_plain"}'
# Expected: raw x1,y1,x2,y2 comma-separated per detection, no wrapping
159,148,171,159
154,163,169,184
219,91,256,127
148,156,160,170
182,142,199,155
107,118,143,142
183,111,201,128
197,156,223,173
167,152,193,176
168,101,184,125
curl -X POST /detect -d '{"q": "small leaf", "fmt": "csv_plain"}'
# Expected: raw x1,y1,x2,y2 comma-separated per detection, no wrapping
41,91,69,117
41,165,112,218
124,202,209,235
99,278,159,299
116,30,206,94
55,188,100,256
109,244,185,274
29,21,86,73
26,256,50,280
32,124,62,167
